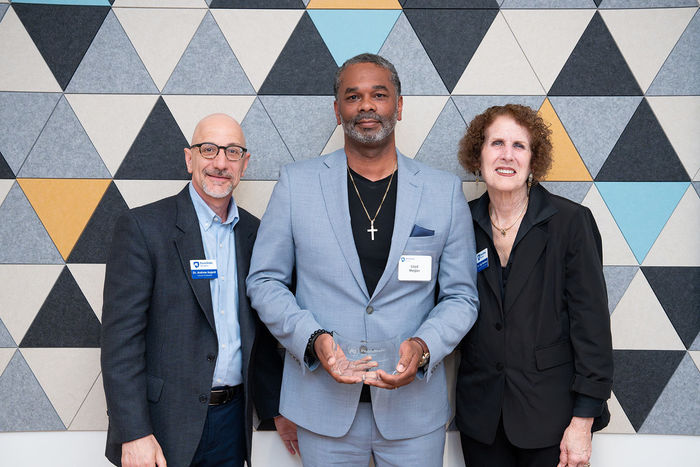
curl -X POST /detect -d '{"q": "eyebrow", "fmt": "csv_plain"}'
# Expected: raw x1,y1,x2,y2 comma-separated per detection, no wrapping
343,84,390,94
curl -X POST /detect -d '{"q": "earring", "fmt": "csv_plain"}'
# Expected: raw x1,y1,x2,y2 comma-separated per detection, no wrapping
475,169,480,186
527,173,533,195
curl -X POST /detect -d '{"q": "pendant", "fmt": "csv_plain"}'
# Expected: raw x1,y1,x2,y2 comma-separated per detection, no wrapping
500,229,507,237
367,220,378,241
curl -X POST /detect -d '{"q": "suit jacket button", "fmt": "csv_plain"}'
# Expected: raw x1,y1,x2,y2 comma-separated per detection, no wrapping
496,362,504,371
199,394,208,403
494,323,503,331
366,306,374,314
207,354,216,362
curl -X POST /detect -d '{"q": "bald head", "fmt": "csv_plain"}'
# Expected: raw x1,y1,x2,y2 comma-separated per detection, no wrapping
191,113,246,147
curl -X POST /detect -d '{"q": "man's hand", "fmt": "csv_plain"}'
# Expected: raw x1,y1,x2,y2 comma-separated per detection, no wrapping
364,338,423,390
274,415,299,455
314,333,377,384
557,416,593,467
121,434,166,467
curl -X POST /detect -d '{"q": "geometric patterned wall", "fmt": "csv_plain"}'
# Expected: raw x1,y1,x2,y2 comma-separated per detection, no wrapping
0,0,698,440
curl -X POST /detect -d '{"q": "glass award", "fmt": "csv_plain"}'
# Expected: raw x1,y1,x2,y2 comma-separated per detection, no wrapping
331,334,401,381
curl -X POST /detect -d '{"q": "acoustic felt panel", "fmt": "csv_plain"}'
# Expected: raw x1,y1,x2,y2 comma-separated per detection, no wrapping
113,180,189,209
18,97,110,178
538,99,592,182
162,12,254,95
259,96,337,162
599,391,636,434
211,0,305,7
643,267,700,349
612,349,685,432
258,12,337,95
539,182,592,204
307,0,401,7
65,11,158,94
603,265,638,314
12,0,110,4
115,97,190,180
378,13,448,95
600,0,698,7
0,320,14,347
451,96,546,129
240,98,294,180
644,187,700,267
596,99,689,182
0,348,14,375
395,95,449,159
0,183,63,264
19,267,101,348
68,373,107,430
234,181,277,220
0,180,11,206
13,4,109,90
0,350,64,431
0,5,7,22
67,264,106,322
648,96,700,180
404,8,498,93
0,153,13,179
549,12,642,96
0,92,60,174
17,179,110,261
549,96,641,178
67,182,129,264
403,0,499,6
414,98,469,180
502,0,596,6
113,0,206,6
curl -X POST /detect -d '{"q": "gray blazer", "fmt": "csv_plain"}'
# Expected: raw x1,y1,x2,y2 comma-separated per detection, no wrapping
101,186,281,467
247,149,479,440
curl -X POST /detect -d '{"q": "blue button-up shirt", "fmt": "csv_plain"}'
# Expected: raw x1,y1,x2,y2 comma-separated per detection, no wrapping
189,183,242,387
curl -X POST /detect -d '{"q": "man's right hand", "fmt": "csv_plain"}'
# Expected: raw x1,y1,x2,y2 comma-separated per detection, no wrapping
121,434,166,467
314,333,376,384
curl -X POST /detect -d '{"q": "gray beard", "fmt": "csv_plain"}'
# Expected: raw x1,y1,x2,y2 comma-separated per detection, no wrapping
341,109,398,146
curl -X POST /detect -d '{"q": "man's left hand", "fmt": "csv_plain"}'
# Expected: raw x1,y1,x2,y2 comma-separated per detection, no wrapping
274,415,299,456
557,416,593,467
363,338,423,390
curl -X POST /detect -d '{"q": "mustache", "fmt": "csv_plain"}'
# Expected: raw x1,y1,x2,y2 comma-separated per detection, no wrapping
203,169,233,179
352,112,386,125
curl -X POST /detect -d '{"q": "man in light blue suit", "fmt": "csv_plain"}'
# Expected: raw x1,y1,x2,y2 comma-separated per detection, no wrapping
247,54,479,466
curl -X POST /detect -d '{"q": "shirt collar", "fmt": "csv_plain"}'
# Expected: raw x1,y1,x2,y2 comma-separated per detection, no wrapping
188,182,239,230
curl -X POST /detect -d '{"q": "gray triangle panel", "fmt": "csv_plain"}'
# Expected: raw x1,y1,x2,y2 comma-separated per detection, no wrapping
501,0,596,7
642,267,700,350
20,266,101,348
603,266,638,315
0,92,61,175
0,183,63,264
67,182,130,264
639,354,700,435
163,12,255,95
404,9,498,93
452,95,546,130
259,95,336,162
209,0,305,6
600,0,698,7
403,0,499,7
378,13,448,96
0,320,15,347
612,350,685,431
539,181,592,204
13,4,110,90
549,12,642,96
241,98,294,181
414,98,469,180
549,96,641,178
0,4,8,23
114,97,190,180
0,152,13,179
0,350,64,430
258,12,337,95
647,11,700,96
65,10,158,94
693,181,700,199
596,99,689,182
17,96,110,178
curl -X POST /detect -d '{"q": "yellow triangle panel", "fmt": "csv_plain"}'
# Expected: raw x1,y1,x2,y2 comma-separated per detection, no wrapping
307,0,402,9
17,179,111,260
538,99,592,182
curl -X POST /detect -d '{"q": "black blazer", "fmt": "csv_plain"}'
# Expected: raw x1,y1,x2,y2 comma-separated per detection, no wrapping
456,184,613,448
101,186,282,467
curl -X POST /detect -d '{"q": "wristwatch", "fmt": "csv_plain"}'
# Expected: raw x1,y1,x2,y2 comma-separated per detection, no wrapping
408,337,430,368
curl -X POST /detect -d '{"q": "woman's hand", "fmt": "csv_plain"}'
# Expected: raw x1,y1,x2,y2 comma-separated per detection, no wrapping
557,416,593,467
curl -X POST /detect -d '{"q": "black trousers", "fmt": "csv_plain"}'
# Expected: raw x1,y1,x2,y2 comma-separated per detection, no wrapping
191,390,246,467
460,418,560,467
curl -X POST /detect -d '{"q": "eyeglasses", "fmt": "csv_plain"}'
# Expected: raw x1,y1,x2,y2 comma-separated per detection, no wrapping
190,142,248,161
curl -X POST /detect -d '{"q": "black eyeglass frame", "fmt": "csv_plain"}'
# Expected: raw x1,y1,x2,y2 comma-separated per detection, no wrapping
190,142,248,161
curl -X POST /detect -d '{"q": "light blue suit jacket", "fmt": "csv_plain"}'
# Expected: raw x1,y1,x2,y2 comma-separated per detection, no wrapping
247,149,478,440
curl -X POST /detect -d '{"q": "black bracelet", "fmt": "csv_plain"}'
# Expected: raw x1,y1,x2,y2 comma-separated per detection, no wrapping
305,329,332,365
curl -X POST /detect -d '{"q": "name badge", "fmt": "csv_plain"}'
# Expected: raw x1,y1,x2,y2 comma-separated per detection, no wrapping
398,255,431,282
190,259,218,279
476,248,488,272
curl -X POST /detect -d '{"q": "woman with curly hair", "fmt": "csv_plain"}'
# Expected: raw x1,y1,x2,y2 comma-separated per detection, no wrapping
455,104,613,467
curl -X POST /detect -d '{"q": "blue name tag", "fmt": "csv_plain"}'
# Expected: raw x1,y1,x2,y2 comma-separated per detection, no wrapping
476,248,489,272
190,259,218,279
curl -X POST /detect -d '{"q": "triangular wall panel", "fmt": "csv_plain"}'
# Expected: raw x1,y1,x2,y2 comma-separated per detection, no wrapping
114,180,189,210
414,98,469,179
598,390,635,434
0,152,13,179
0,320,15,348
395,96,449,159
539,182,592,204
451,95,546,129
211,0,305,6
538,99,592,182
603,265,638,314
67,264,106,322
647,96,700,180
233,180,277,220
68,373,107,430
307,0,401,7
240,98,294,180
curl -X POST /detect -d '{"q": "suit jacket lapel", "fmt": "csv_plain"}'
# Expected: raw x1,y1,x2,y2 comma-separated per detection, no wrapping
372,152,422,298
235,215,255,346
471,193,502,311
320,150,370,299
174,186,216,330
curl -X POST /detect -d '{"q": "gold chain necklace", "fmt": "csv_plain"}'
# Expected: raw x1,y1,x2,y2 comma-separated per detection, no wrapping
347,165,396,241
490,198,528,237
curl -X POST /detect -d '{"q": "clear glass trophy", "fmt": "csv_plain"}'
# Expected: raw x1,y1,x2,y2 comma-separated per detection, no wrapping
331,334,401,381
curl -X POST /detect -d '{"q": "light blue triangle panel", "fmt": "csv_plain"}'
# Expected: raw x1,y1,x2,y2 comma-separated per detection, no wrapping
596,182,688,263
308,10,401,67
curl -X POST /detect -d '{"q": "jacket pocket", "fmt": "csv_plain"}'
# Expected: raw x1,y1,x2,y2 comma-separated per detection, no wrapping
534,340,573,371
147,375,164,402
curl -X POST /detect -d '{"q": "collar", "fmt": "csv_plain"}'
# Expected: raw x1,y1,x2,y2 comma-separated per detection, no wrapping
188,182,239,231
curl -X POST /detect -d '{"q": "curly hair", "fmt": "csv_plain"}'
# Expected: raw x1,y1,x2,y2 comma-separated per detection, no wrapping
457,104,553,182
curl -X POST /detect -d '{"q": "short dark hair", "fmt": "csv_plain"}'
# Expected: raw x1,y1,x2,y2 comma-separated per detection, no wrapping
458,104,553,182
334,53,401,99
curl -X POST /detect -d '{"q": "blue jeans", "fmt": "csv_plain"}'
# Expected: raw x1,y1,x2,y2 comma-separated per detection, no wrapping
190,390,246,467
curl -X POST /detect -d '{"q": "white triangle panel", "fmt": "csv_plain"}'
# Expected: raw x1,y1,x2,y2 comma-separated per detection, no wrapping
598,391,636,434
67,264,106,322
115,179,190,209
611,270,685,350
647,96,700,180
690,351,700,372
0,179,12,205
0,348,15,377
234,181,277,220
321,125,345,156
69,373,108,431
396,96,449,159
113,0,207,6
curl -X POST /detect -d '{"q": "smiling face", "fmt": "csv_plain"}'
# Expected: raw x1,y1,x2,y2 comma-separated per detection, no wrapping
184,114,249,209
480,115,532,195
334,62,403,147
